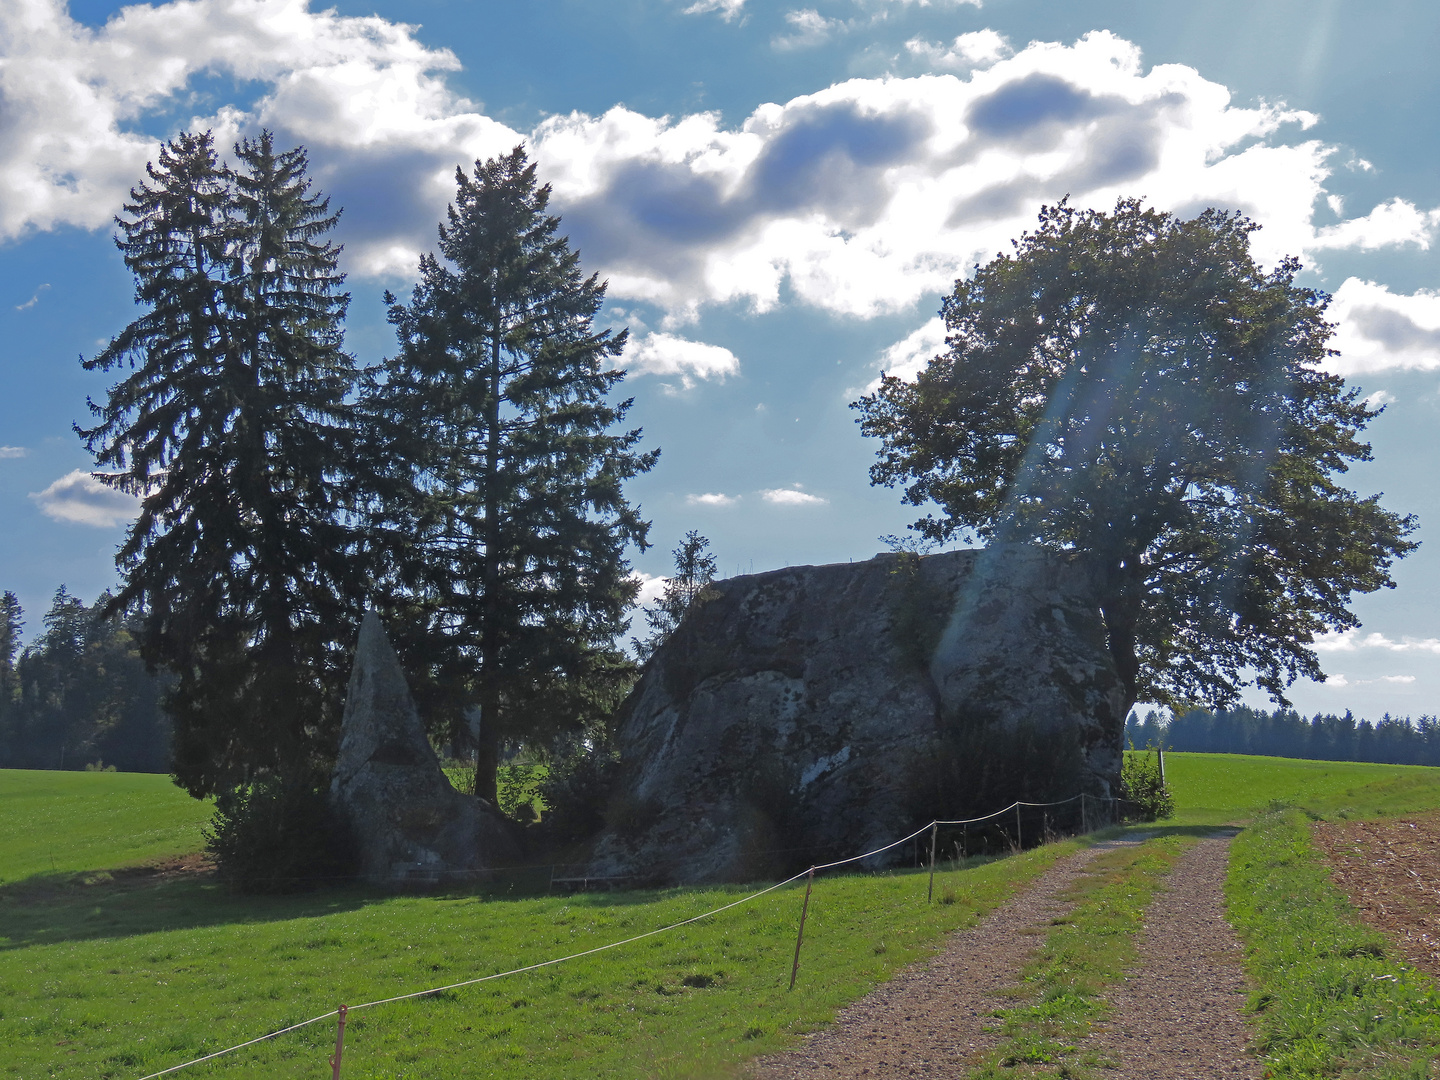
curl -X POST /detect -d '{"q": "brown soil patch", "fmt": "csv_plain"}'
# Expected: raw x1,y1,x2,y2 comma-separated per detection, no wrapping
1312,812,1440,979
1086,833,1258,1079
747,836,1149,1079
1,852,214,903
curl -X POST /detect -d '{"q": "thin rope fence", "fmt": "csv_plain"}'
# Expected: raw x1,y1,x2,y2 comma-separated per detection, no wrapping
131,790,1126,1080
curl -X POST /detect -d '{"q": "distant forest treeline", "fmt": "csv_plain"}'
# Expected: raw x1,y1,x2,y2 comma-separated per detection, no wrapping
1127,705,1440,768
0,588,169,772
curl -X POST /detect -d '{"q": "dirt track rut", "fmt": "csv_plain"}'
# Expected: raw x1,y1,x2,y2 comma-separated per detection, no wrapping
749,832,1257,1079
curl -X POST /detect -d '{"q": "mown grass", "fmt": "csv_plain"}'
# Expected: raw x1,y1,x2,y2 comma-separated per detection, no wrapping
1161,752,1440,826
0,837,1086,1079
968,831,1196,1079
12,755,1440,1078
1227,808,1440,1078
0,769,211,885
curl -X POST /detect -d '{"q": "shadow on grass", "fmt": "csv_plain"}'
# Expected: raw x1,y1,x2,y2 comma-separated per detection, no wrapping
0,824,1141,953
0,858,783,951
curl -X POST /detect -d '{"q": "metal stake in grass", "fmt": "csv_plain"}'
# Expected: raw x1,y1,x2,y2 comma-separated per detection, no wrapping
329,1004,348,1080
788,868,815,991
927,821,938,903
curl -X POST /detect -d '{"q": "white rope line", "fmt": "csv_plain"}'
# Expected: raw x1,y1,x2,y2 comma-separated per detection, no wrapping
130,789,1112,1080
934,793,1114,827
345,866,815,1012
132,867,813,1080
134,1013,340,1080
810,820,936,872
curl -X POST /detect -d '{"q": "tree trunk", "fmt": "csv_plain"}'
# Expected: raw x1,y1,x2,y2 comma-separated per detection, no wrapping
474,727,500,808
474,315,504,810
1098,590,1141,720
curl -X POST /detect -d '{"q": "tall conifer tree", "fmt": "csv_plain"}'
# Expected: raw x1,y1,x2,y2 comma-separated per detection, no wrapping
364,147,656,805
79,131,358,796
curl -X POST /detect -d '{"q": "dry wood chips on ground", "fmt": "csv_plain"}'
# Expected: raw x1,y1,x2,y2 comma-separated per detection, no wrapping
1313,812,1440,980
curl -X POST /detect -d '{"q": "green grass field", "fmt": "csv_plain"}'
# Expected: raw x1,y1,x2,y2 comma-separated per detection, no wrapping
6,753,1440,1079
0,770,211,885
1163,751,1440,825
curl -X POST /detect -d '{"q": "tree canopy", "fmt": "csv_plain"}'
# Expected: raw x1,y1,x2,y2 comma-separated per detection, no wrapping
855,199,1417,714
79,131,358,795
361,146,656,805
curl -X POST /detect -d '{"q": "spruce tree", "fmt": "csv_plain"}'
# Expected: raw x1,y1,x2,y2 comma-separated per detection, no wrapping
637,531,718,662
363,147,656,805
0,592,23,765
79,131,358,796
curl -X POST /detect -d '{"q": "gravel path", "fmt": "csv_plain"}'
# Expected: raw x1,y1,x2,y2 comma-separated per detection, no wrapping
748,836,1148,1079
750,832,1259,1079
1086,832,1258,1079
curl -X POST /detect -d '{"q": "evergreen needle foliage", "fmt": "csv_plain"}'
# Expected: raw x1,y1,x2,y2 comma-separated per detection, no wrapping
78,131,359,796
855,199,1417,717
360,146,657,805
636,530,718,662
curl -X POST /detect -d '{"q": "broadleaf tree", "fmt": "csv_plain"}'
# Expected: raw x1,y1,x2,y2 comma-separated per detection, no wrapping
79,131,359,796
362,146,657,806
855,199,1417,716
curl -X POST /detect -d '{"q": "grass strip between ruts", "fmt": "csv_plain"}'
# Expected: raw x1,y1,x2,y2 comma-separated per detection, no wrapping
1226,808,1440,1079
966,832,1195,1079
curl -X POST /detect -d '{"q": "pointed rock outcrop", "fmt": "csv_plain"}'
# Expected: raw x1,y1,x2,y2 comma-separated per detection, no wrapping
331,611,517,886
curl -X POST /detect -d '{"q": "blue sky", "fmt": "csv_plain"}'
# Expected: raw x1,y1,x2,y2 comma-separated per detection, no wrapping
2,0,1438,718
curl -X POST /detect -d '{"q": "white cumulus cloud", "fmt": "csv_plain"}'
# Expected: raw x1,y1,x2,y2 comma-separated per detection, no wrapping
876,316,947,384
7,8,1439,331
0,446,28,459
630,571,670,608
905,29,1010,69
686,492,738,507
682,0,747,19
29,470,140,527
774,9,842,50
1312,630,1440,655
1311,198,1440,252
1328,279,1440,374
624,332,740,388
761,487,828,505
0,0,519,274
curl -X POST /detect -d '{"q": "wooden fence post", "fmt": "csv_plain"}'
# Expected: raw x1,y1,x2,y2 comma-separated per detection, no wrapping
788,869,815,991
1015,804,1023,850
330,1004,348,1080
927,822,938,903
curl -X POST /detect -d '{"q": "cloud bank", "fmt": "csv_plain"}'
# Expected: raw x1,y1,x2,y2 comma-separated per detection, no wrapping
5,2,1439,371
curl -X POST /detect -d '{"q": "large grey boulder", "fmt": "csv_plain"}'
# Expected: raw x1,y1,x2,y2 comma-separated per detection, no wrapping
330,611,517,886
588,545,1125,884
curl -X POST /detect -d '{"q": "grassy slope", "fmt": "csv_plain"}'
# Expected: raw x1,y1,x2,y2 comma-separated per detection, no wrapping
1229,810,1440,1079
1161,752,1440,825
0,842,1079,1079
0,770,211,885
9,756,1440,1078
